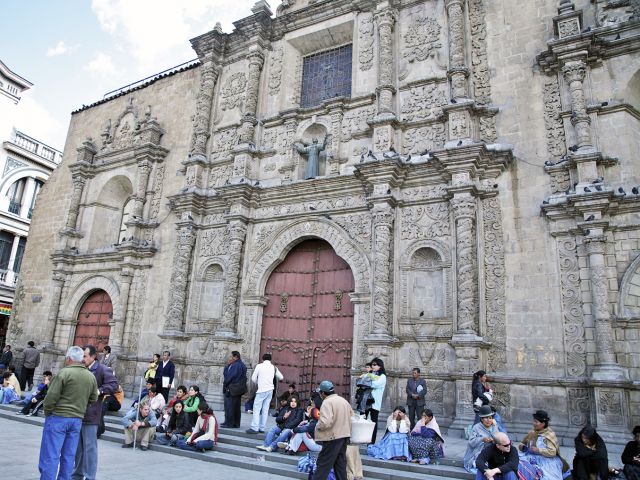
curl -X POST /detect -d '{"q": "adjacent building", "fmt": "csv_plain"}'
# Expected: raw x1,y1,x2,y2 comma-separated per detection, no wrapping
7,0,640,440
0,60,62,347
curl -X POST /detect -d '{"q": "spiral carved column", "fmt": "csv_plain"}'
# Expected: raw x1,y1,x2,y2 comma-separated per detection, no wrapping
370,208,394,336
189,58,220,160
164,225,197,332
446,0,469,99
562,60,592,150
374,8,397,116
218,221,247,336
451,196,478,334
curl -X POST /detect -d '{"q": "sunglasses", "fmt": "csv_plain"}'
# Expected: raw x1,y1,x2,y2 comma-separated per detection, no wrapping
495,441,511,447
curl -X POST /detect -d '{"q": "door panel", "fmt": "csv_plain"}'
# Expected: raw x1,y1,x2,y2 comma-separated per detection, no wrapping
73,290,112,351
259,239,355,401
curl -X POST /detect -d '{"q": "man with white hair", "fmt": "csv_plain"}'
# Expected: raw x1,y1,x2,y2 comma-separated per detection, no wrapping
38,346,98,480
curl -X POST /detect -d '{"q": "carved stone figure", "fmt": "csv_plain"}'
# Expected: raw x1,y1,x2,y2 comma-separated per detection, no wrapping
294,137,327,179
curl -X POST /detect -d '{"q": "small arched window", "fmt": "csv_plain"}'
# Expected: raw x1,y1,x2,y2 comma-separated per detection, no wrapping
410,247,445,319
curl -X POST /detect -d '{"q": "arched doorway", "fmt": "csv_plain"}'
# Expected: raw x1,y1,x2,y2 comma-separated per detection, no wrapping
73,290,112,351
260,239,355,401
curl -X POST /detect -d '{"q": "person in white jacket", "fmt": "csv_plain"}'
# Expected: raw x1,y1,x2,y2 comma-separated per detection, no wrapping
177,401,217,453
367,406,412,461
247,353,283,434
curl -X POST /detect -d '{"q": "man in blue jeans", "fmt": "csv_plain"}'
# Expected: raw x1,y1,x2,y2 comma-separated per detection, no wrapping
39,346,98,480
246,353,283,434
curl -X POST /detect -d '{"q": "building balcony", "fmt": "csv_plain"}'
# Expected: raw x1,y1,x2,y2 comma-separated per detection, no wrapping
3,130,62,167
0,269,18,288
8,201,21,215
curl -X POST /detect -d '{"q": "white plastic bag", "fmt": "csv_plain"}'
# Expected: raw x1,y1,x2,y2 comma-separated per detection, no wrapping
350,415,375,444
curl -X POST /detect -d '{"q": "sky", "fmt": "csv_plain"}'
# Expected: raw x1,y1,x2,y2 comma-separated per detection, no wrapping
1,0,264,151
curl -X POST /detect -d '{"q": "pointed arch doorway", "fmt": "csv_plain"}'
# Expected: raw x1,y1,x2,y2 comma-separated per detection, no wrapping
259,239,355,400
72,290,112,351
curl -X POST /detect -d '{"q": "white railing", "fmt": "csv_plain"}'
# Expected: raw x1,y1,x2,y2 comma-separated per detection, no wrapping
14,133,38,153
0,269,18,286
13,131,62,164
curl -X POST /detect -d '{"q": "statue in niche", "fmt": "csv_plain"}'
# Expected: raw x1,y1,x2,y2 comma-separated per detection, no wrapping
294,136,327,179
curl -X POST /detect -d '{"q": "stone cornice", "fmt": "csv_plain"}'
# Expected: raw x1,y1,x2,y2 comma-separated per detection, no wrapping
431,143,513,181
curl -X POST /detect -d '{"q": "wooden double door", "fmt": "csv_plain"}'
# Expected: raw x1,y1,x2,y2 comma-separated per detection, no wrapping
73,290,112,351
259,239,355,400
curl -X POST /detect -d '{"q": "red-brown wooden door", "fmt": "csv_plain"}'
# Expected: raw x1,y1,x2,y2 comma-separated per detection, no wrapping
73,290,112,351
260,239,355,401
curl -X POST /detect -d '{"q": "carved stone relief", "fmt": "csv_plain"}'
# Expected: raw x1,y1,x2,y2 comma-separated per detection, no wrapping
543,78,567,161
341,106,375,141
401,83,447,122
200,227,227,257
468,0,492,105
402,124,446,154
567,387,591,427
358,15,374,71
549,170,571,194
371,209,394,336
262,126,288,154
210,127,237,161
148,164,165,222
479,116,497,143
482,198,507,372
597,389,624,426
595,0,638,26
334,213,372,253
220,73,247,111
403,16,443,64
190,61,218,157
400,204,451,240
268,46,284,95
126,270,147,353
164,226,197,331
208,163,233,189
402,184,448,201
558,18,580,38
254,195,367,219
557,237,587,377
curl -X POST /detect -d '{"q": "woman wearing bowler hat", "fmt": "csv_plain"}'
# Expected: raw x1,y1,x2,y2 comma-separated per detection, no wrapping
518,410,568,480
464,405,500,473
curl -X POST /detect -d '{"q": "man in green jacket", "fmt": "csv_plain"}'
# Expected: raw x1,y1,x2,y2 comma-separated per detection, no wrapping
38,346,98,480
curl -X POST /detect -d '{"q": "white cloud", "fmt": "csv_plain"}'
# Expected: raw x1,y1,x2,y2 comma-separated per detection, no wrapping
83,52,117,76
12,91,68,150
46,41,72,57
90,0,256,73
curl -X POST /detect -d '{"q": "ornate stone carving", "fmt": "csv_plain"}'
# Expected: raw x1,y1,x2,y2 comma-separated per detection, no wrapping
400,204,450,240
451,196,478,333
7,285,25,345
268,46,284,95
402,184,448,200
164,225,196,331
219,221,247,333
401,84,447,122
200,227,226,257
597,389,624,426
482,198,507,371
567,387,591,427
190,61,218,158
210,128,237,161
595,0,637,25
371,208,395,335
558,18,580,37
66,176,86,230
562,60,592,149
543,77,567,160
468,0,492,105
127,269,148,352
402,124,446,154
358,15,374,71
148,164,165,220
254,194,367,219
244,53,265,117
449,110,470,139
549,170,571,195
479,116,497,143
557,237,587,376
375,7,397,114
220,72,247,111
4,157,26,175
341,106,375,141
374,127,391,151
446,0,467,98
262,126,288,154
280,293,289,312
334,213,372,253
403,16,443,64
253,224,278,247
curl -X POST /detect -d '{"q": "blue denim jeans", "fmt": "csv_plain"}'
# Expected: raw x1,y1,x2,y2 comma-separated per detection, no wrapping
265,427,293,450
71,424,98,480
475,470,517,480
176,439,214,451
250,390,273,432
38,415,82,480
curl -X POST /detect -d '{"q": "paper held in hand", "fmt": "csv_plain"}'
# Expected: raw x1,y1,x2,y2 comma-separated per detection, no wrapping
162,376,170,388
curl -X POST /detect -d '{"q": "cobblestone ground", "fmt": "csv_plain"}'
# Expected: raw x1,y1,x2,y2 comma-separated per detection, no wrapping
0,416,289,480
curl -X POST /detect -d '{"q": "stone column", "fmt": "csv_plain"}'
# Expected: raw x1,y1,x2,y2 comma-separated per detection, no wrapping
217,221,247,336
374,7,397,116
370,206,394,337
238,51,265,145
446,0,469,99
164,224,197,332
584,235,627,380
41,272,65,348
131,161,151,219
5,234,21,284
451,196,478,334
562,60,592,150
66,176,86,230
110,270,133,353
190,58,220,161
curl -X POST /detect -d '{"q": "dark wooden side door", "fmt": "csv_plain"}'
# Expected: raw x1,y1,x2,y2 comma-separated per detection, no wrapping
260,239,355,401
73,290,112,351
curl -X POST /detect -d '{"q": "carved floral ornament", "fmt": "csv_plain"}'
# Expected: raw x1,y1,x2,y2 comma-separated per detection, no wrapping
220,72,247,111
403,16,443,63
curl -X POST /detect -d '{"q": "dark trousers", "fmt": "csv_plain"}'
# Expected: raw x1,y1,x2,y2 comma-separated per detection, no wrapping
21,367,35,390
407,402,422,430
156,381,170,402
224,394,242,427
573,456,608,480
314,437,348,480
369,409,380,444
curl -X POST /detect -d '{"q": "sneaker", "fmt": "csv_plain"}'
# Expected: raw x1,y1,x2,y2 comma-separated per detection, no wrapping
246,428,259,434
264,446,273,452
140,445,148,451
246,410,253,414
15,411,23,415
418,458,430,465
122,443,133,448
277,442,289,450
256,445,267,451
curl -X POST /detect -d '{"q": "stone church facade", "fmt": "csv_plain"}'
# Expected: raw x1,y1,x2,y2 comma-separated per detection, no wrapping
7,0,640,438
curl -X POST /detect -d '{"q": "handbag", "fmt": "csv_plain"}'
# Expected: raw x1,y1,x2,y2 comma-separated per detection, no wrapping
228,381,248,396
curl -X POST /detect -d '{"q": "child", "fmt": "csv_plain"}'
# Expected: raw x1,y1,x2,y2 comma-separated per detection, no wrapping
18,371,52,416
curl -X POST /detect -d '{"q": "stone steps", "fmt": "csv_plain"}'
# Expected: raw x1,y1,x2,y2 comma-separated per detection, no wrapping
0,403,473,480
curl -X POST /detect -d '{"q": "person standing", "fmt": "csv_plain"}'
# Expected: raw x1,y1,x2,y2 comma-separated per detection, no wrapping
0,344,12,370
314,380,352,480
38,346,98,480
154,350,175,402
72,345,118,480
98,345,117,372
21,340,40,390
247,353,283,434
222,351,247,428
406,367,427,429
368,357,387,444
